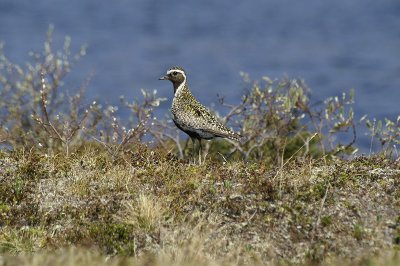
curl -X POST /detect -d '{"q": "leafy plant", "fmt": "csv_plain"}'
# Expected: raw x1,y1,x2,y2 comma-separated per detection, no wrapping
365,116,400,158
0,26,97,154
92,89,166,159
217,74,356,162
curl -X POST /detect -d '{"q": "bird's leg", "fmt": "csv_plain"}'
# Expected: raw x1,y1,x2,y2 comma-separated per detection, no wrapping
183,137,190,158
190,137,196,164
198,138,202,165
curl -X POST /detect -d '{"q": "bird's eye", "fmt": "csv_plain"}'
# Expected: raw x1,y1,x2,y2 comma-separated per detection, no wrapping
172,71,178,76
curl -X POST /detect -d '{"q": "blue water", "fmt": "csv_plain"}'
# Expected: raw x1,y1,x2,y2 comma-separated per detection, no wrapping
1,0,399,150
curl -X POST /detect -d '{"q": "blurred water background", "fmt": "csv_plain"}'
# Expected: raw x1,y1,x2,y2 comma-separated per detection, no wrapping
1,0,399,151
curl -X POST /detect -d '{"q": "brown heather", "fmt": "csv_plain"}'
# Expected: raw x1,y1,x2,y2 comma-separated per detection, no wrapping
0,146,399,265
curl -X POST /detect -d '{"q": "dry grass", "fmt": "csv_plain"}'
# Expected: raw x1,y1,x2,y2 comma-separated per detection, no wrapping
2,248,399,266
0,144,399,265
118,193,165,233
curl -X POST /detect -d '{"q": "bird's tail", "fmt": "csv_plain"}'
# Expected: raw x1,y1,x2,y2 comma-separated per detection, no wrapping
210,128,244,143
225,132,244,143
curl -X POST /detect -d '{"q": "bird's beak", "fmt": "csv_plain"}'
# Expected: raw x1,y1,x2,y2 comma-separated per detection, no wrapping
159,75,168,80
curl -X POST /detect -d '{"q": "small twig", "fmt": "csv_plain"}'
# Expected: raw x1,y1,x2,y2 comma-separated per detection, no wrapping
273,133,318,180
333,123,357,156
91,136,114,156
247,209,257,223
311,184,330,242
369,118,376,157
218,152,228,163
39,72,50,125
149,127,183,159
221,102,246,123
38,72,66,149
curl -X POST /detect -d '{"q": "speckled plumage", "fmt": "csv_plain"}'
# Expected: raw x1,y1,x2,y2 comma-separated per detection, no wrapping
160,66,241,142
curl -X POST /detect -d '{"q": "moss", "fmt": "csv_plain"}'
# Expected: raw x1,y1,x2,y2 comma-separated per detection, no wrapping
0,227,46,253
393,216,400,246
321,215,333,227
89,223,136,256
353,222,366,241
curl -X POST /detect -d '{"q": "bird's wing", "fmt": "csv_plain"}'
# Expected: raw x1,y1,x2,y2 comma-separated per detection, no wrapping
183,101,240,140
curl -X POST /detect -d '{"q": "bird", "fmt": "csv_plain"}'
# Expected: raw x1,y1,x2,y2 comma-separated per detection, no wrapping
159,66,241,163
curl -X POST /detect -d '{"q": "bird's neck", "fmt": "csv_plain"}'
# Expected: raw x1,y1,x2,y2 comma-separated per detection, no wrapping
174,79,190,96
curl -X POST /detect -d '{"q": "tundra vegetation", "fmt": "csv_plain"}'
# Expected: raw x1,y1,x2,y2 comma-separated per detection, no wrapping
0,28,399,266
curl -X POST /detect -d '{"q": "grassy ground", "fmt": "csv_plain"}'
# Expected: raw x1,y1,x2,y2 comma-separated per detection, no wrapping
0,143,399,265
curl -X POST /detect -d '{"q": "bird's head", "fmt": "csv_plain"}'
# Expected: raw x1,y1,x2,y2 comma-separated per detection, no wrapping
159,66,186,87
